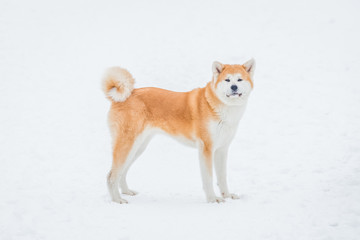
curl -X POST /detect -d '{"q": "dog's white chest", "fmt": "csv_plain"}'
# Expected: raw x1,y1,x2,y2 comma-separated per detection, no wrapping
209,105,247,149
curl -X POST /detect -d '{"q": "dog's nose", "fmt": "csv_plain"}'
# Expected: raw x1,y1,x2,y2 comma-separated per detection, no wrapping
231,85,238,91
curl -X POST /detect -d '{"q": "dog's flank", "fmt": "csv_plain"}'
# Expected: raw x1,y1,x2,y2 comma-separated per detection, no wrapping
102,60,255,204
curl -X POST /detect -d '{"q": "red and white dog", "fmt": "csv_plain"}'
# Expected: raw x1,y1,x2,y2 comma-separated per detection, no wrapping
102,59,255,203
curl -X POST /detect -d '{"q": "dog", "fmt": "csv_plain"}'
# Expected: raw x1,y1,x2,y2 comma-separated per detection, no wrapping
102,59,255,203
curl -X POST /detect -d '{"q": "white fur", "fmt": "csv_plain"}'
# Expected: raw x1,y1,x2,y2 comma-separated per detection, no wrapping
102,67,134,102
108,127,196,203
107,61,254,203
196,104,247,201
243,58,256,78
108,102,249,203
198,146,225,203
108,87,130,102
209,104,247,149
212,61,224,75
107,127,155,203
213,73,252,106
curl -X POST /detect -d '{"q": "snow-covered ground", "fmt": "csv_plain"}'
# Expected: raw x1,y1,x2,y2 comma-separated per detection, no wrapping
1,0,359,239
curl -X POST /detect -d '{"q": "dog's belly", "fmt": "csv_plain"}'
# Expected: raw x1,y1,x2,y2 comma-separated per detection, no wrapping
149,127,197,148
170,134,197,148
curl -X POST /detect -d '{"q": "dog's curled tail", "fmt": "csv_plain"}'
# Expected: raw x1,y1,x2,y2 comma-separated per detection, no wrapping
102,67,135,102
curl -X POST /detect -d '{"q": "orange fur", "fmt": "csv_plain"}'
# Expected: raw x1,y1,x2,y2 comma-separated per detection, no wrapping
215,64,254,88
108,83,222,170
107,65,254,174
103,60,255,203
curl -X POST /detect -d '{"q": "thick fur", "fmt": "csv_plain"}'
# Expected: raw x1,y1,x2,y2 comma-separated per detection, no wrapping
102,67,135,102
102,59,255,204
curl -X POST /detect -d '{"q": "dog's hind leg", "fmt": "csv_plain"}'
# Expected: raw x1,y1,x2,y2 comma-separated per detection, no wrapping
107,135,136,204
107,169,127,204
120,131,153,196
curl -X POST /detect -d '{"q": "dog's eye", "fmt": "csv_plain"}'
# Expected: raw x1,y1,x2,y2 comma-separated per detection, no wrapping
237,79,243,82
225,79,230,82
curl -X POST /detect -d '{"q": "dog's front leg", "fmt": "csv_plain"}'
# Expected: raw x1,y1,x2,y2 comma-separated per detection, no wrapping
199,146,225,203
214,147,240,200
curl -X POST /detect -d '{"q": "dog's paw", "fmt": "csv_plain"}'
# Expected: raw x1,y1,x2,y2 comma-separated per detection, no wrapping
222,192,240,199
207,196,225,203
113,198,128,204
122,189,138,196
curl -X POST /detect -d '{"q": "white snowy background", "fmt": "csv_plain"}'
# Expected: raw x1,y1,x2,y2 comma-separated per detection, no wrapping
1,0,359,239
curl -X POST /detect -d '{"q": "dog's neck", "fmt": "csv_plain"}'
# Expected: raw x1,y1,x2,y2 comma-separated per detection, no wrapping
204,82,223,113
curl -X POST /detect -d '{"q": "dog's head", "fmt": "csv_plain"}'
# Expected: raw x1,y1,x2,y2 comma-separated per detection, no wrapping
211,59,255,106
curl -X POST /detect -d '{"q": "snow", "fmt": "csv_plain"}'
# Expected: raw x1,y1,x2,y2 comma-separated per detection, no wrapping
1,0,360,239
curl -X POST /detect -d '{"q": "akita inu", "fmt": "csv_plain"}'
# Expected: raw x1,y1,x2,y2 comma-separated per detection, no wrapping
102,59,255,203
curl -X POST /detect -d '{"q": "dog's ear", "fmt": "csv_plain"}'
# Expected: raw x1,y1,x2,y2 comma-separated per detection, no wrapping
243,58,256,78
212,61,223,75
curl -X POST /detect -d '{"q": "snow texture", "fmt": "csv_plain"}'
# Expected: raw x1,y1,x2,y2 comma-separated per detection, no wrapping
0,0,359,239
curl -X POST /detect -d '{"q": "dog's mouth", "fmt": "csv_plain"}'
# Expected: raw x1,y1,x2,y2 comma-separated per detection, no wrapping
226,93,242,98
